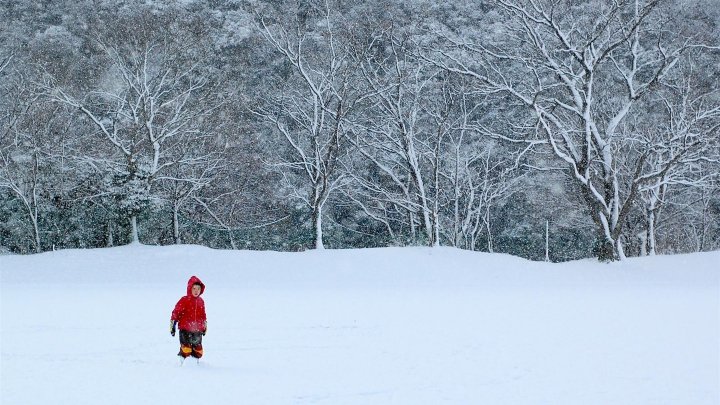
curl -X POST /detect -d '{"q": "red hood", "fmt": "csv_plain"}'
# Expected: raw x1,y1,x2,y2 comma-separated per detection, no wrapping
186,275,205,296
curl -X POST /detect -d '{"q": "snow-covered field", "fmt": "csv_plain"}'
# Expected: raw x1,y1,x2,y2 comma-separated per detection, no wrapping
1,245,718,404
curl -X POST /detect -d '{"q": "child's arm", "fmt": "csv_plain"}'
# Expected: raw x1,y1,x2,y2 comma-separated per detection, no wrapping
170,297,185,336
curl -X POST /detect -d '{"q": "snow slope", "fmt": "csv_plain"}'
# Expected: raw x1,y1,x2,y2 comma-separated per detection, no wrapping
1,245,718,404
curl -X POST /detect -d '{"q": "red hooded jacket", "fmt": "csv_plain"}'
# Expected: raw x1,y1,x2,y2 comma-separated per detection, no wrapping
171,276,207,332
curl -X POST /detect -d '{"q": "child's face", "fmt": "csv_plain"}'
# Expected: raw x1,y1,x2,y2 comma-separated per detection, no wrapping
191,284,202,297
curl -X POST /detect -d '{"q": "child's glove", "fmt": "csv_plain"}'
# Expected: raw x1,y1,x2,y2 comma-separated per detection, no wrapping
170,320,177,337
203,321,207,336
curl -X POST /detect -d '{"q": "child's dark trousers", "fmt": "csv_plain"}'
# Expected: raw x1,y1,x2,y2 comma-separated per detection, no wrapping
178,330,203,358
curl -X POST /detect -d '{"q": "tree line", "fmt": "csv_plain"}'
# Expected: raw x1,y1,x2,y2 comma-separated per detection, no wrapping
1,0,719,261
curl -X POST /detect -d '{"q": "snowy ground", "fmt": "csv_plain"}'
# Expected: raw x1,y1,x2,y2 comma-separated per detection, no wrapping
1,245,718,404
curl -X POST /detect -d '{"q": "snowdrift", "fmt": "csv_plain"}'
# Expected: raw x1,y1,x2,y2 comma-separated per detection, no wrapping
1,245,718,404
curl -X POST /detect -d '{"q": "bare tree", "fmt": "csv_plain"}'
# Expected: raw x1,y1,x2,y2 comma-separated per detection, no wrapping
253,2,357,249
345,32,442,246
48,24,221,244
444,142,523,252
0,66,76,253
431,0,718,260
636,79,720,255
155,142,225,245
0,65,43,252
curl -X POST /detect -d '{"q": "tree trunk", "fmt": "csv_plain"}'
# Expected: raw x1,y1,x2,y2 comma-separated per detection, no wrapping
130,215,140,244
485,207,493,253
581,179,620,262
432,210,440,247
409,210,417,241
412,178,433,246
106,222,114,247
545,220,550,262
312,205,324,250
20,199,41,254
229,230,237,250
638,231,647,256
647,209,657,256
616,239,626,260
31,214,41,254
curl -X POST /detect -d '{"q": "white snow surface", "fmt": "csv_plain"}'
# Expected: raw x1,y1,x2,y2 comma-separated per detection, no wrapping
1,245,718,404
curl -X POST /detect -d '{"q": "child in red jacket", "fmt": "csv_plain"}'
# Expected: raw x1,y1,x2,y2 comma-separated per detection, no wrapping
171,276,207,361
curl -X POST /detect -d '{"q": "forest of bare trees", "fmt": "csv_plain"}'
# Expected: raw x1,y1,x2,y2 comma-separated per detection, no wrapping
1,0,718,261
